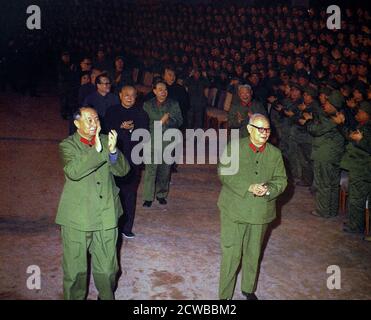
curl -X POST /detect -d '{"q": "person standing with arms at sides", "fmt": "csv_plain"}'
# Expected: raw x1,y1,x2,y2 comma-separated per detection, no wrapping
142,78,183,208
105,86,149,238
218,114,287,300
56,107,130,299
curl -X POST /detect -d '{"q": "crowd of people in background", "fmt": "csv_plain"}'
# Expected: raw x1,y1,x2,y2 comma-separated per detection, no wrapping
1,1,370,240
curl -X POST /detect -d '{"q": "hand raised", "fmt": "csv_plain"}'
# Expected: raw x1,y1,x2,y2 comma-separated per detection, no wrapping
95,124,102,152
108,130,118,153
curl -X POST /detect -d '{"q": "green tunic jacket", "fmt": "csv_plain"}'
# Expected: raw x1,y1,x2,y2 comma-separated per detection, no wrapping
56,133,130,231
217,137,287,224
340,122,371,181
227,100,267,137
143,97,183,149
307,112,345,163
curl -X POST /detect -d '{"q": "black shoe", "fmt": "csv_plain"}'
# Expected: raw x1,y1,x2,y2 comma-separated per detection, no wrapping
157,197,167,205
242,292,258,300
122,231,135,239
143,201,152,207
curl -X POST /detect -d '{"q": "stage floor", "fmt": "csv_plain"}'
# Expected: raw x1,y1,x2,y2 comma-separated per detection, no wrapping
0,91,370,300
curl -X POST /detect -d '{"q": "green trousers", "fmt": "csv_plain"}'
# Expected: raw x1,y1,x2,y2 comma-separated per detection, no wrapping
347,173,371,233
297,142,313,185
143,163,171,201
61,226,118,300
313,161,340,217
219,213,268,300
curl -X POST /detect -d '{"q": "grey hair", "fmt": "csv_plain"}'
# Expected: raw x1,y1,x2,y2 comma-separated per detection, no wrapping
248,113,269,124
238,84,252,92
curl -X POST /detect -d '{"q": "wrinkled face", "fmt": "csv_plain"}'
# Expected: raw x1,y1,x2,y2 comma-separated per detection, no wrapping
153,82,168,103
163,69,176,86
74,108,100,139
119,87,136,108
247,117,271,146
238,87,252,103
355,109,370,123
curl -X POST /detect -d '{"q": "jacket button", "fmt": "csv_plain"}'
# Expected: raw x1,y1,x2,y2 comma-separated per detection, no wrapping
99,195,103,199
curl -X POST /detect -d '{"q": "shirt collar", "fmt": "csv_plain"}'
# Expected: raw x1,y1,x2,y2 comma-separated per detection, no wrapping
156,99,167,107
248,141,266,153
241,100,252,107
80,136,96,146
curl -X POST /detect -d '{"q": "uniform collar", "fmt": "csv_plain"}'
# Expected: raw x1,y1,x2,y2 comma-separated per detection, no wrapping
79,135,96,146
248,141,266,153
241,100,252,107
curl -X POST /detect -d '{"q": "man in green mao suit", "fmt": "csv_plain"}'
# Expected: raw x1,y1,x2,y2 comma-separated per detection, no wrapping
333,101,371,233
305,91,345,218
218,114,287,300
227,84,267,138
56,106,130,300
142,78,183,207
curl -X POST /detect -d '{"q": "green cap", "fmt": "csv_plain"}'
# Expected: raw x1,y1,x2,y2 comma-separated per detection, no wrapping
319,86,331,96
289,81,302,92
328,90,344,109
303,86,318,98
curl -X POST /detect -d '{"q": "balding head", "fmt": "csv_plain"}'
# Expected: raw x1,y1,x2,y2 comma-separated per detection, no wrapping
119,85,137,108
247,114,271,147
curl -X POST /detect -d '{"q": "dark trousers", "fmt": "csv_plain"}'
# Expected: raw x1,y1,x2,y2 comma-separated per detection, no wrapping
115,167,141,234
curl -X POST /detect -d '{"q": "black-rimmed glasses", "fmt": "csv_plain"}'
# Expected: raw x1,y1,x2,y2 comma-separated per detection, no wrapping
249,124,271,134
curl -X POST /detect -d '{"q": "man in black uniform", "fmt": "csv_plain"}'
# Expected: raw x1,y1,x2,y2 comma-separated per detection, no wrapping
105,86,149,238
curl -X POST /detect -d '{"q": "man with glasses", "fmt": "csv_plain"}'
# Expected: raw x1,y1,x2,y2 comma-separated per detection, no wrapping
218,114,287,300
83,73,120,133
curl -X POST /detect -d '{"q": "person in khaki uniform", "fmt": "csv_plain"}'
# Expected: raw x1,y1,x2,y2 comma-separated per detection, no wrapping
142,78,183,207
218,114,287,300
56,107,130,300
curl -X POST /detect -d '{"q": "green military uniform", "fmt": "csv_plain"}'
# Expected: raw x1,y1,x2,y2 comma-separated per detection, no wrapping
227,99,267,137
56,133,130,299
291,88,319,185
340,102,371,232
142,97,183,201
281,97,303,178
306,93,345,217
217,137,287,299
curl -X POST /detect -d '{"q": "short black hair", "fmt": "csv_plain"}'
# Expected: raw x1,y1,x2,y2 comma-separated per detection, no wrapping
162,65,175,75
95,72,110,85
152,76,167,89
